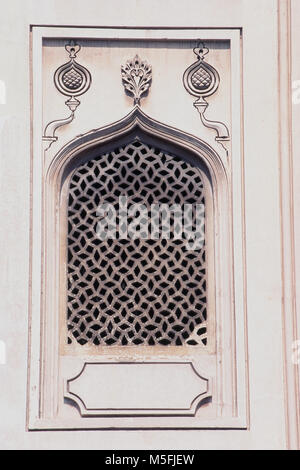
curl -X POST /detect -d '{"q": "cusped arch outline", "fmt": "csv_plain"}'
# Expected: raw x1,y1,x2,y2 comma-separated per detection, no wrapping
46,106,229,195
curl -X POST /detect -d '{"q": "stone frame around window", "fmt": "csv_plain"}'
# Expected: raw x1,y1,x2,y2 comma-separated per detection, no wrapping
28,26,247,430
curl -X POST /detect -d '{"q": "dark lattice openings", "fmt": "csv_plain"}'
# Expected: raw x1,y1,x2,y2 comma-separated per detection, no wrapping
67,140,207,346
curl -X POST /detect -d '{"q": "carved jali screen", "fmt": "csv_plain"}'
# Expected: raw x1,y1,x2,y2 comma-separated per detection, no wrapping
67,140,207,346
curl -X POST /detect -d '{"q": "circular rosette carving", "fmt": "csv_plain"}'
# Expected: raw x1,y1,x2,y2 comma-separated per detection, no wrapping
54,60,91,97
183,59,220,99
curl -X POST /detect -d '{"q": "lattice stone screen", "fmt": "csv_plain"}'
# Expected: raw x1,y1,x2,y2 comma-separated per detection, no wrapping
67,140,207,346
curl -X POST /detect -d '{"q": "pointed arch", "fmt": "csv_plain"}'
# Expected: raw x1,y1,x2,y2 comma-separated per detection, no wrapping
40,107,234,423
47,106,229,193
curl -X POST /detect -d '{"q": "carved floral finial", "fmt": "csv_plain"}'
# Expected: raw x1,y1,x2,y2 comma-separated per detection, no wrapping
121,54,152,105
65,40,81,59
193,41,209,61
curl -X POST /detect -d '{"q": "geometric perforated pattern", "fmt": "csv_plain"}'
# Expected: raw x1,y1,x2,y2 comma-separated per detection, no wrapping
62,69,83,90
191,66,212,90
67,140,207,346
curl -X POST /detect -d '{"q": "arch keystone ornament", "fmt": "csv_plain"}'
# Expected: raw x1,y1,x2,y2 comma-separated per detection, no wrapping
121,54,152,105
43,40,92,150
183,42,230,154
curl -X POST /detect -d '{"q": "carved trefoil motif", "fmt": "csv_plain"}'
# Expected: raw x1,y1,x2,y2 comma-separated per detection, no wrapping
183,42,230,151
121,54,152,105
43,40,92,149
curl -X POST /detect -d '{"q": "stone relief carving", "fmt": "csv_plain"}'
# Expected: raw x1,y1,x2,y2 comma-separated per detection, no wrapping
183,42,230,152
121,54,152,105
42,43,229,155
43,40,91,150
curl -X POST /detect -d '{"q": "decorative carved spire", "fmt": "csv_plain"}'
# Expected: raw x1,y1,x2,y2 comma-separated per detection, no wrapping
121,55,152,105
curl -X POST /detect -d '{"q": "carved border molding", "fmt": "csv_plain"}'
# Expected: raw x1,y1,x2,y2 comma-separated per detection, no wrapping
277,0,300,450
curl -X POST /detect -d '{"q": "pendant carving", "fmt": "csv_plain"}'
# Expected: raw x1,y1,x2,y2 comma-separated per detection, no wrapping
183,42,229,152
54,41,91,111
43,40,92,150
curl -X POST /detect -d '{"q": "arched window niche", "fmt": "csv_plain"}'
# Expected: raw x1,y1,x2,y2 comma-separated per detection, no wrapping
40,107,238,428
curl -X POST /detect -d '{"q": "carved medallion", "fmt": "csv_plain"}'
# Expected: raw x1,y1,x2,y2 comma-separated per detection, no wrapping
54,40,92,111
183,43,220,100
